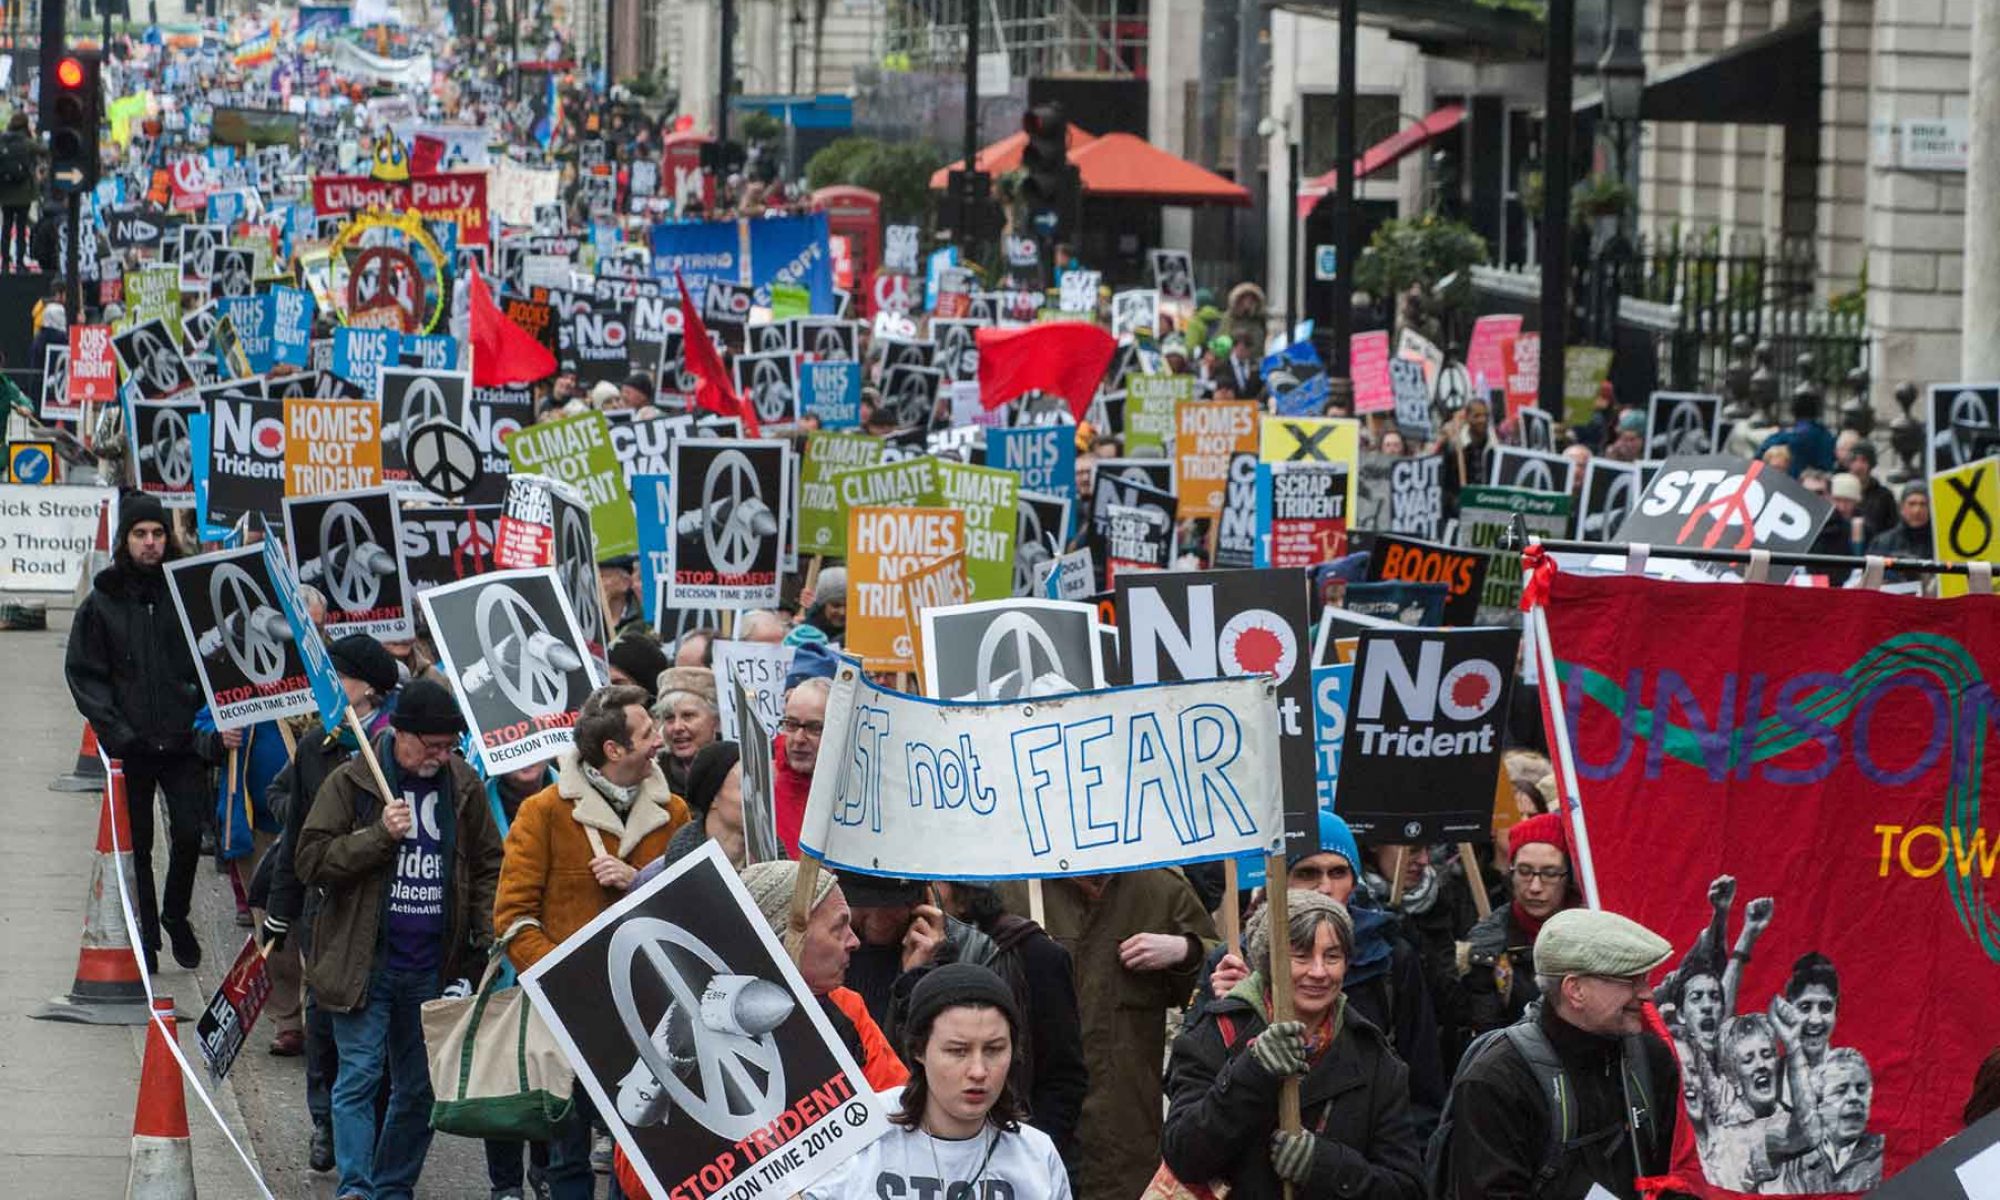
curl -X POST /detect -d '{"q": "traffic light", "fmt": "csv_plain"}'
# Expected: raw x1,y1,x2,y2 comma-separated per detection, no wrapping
1019,103,1074,224
44,51,102,193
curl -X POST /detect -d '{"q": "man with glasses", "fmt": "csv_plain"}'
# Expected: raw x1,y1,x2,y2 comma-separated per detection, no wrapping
1462,813,1576,1036
296,680,505,1200
1437,908,1685,1199
773,670,833,855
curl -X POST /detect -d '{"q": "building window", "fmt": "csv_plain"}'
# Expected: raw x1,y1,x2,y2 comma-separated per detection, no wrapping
1301,92,1402,181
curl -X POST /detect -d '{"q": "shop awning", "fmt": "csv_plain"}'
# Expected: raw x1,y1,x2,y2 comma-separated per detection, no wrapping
930,127,1251,207
1571,13,1820,125
1295,103,1466,217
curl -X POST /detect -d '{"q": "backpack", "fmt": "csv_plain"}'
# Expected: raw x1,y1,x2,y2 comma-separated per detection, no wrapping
0,139,30,188
1424,1006,1659,1199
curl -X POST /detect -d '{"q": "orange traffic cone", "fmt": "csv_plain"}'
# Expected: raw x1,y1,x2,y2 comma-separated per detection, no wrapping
126,996,196,1200
50,721,109,792
35,761,153,1025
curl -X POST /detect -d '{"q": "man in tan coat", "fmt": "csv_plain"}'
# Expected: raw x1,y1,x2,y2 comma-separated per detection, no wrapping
493,683,688,1200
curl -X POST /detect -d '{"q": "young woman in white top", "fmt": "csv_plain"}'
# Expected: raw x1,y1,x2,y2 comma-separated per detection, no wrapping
804,962,1072,1199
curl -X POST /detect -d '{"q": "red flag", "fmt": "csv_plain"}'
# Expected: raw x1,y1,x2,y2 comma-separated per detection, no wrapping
976,322,1118,420
468,271,556,388
676,273,760,437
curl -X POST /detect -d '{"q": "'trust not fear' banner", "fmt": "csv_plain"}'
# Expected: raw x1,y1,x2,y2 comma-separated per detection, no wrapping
1539,570,2000,1197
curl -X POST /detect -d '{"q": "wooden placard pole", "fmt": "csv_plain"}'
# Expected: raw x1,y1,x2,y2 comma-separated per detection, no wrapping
786,855,822,964
800,555,823,611
720,609,735,640
1221,857,1243,961
1387,845,1410,907
1461,842,1493,919
1266,854,1302,1177
1027,878,1046,929
344,707,400,821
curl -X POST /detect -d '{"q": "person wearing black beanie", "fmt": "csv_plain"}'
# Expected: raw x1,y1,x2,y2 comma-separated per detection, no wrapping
648,741,744,875
65,490,205,973
606,631,670,704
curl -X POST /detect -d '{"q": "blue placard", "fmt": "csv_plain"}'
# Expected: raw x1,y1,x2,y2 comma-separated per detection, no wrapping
1262,333,1323,379
1313,662,1351,811
401,332,459,371
746,212,836,312
269,286,314,369
262,532,347,729
1274,373,1332,417
632,472,671,626
649,218,744,295
801,360,861,429
987,425,1077,503
332,326,401,392
218,295,275,374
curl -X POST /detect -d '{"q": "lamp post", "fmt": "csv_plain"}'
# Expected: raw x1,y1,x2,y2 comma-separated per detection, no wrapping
1595,22,1643,236
1260,110,1301,339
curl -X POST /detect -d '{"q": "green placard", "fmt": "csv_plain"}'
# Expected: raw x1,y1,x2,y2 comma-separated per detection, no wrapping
769,284,810,322
1455,484,1571,625
799,431,884,557
126,265,183,343
1562,345,1614,428
506,409,638,559
1124,373,1191,455
931,460,1019,601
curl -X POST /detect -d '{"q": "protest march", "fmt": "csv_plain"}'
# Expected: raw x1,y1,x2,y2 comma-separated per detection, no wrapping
6,8,2000,1200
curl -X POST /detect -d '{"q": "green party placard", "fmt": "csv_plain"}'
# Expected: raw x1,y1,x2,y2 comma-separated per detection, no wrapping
505,409,637,559
931,460,1018,601
799,431,885,557
1124,372,1191,456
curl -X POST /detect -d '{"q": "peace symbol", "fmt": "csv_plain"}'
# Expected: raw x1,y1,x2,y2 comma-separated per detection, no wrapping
557,506,606,649
408,421,482,502
699,450,767,575
1515,460,1555,493
209,563,287,685
812,326,849,361
1665,401,1708,455
215,253,254,298
749,359,793,423
607,917,788,1139
318,501,388,612
349,246,424,332
134,331,183,395
398,376,462,468
153,408,193,487
972,612,1070,699
1949,389,1995,467
474,584,570,716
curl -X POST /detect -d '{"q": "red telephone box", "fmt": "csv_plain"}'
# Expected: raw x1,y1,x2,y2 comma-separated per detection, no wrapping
662,130,715,211
811,185,882,299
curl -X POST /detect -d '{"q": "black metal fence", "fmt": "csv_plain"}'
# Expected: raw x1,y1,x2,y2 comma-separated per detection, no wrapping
1582,230,1868,401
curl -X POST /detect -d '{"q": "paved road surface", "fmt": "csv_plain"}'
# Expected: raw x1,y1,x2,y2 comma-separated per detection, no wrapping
0,615,611,1198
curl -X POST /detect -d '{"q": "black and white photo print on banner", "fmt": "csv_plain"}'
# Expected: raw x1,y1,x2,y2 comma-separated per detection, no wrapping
920,598,1105,700
1150,249,1196,303
115,319,196,399
1645,391,1725,459
132,397,203,508
418,567,604,773
733,351,800,430
518,842,890,1200
1485,445,1576,494
1927,382,2000,476
283,487,414,638
380,367,472,500
667,439,791,609
164,544,317,730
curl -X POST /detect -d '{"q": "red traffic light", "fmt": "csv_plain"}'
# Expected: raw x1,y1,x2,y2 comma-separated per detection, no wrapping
56,57,85,89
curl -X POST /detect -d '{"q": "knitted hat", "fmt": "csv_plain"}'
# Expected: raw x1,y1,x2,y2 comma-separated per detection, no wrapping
782,623,829,649
1830,473,1863,502
1508,811,1570,861
329,634,400,694
1534,909,1672,978
656,665,718,710
740,860,839,938
904,963,1021,1045
1245,890,1354,973
682,741,741,820
784,642,841,694
1288,809,1361,874
1617,409,1647,435
390,679,465,735
608,633,670,702
812,566,847,607
588,379,621,406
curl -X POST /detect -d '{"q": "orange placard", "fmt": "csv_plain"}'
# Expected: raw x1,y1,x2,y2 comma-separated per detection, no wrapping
1174,399,1259,517
845,506,966,671
282,397,382,495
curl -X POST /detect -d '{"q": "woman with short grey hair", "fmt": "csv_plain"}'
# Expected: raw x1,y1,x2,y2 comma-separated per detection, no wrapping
1162,890,1424,1199
651,669,720,797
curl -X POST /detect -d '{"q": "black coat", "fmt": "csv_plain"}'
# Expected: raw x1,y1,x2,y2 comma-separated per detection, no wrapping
65,550,203,760
1162,991,1425,1200
1464,903,1541,1036
253,720,356,930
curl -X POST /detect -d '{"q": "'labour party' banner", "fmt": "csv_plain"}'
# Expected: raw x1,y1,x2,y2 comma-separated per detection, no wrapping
1538,568,2000,1197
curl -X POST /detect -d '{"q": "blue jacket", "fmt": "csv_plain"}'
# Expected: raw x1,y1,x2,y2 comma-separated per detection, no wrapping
192,708,290,861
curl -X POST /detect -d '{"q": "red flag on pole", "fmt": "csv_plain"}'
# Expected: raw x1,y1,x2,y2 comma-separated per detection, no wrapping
676,272,761,437
976,322,1118,420
467,271,557,388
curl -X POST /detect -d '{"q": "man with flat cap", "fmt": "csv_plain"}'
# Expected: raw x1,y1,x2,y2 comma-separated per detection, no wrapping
1437,908,1689,1199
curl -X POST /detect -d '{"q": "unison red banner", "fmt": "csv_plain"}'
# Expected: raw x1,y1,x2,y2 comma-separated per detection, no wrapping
310,173,491,244
1539,569,2000,1198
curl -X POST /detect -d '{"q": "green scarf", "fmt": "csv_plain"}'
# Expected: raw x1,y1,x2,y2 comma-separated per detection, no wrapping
1229,972,1348,1062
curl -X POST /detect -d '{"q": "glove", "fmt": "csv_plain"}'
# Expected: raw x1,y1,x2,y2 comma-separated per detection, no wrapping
442,977,474,1000
1249,1020,1309,1078
259,915,288,954
1270,1130,1315,1184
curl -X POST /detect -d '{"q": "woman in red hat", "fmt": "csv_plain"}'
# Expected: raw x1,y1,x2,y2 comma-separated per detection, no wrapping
1459,812,1582,1035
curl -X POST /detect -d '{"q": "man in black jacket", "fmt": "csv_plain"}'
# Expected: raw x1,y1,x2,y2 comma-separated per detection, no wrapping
1441,908,1685,1200
64,493,206,973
